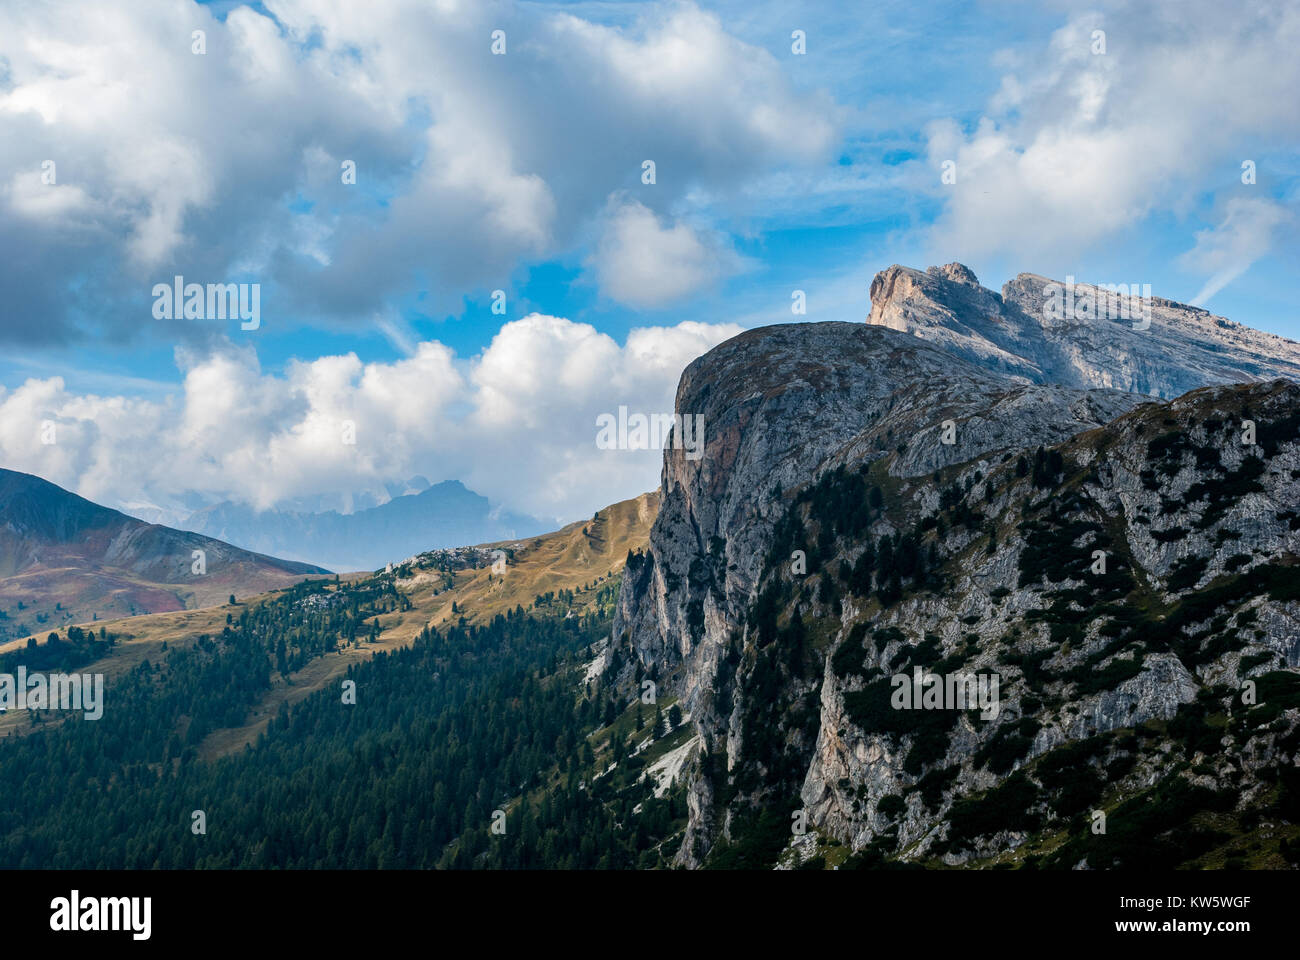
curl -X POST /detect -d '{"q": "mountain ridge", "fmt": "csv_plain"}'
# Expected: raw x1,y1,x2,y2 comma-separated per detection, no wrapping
0,467,329,640
867,262,1300,398
608,271,1300,868
181,479,549,572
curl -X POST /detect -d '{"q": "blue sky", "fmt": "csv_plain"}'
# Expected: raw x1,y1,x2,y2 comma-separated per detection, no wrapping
0,0,1297,523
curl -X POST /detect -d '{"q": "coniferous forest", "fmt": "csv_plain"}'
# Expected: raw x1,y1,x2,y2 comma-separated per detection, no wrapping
0,576,689,868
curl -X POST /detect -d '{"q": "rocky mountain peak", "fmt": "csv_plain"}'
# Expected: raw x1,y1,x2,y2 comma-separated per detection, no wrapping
610,273,1300,869
927,262,980,286
867,262,1300,400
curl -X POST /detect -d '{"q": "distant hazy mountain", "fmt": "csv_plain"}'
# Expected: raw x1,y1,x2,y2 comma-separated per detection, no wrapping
181,480,549,571
0,468,328,641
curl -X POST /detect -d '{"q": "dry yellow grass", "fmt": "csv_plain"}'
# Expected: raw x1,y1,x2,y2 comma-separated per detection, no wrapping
410,489,659,630
197,490,658,757
0,491,659,753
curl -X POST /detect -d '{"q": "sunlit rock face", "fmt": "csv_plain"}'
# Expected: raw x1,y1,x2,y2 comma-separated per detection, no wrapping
610,282,1300,868
867,262,1300,399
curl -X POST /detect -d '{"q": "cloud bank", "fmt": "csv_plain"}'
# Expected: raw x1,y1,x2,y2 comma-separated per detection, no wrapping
0,0,834,343
0,316,743,523
921,1,1300,299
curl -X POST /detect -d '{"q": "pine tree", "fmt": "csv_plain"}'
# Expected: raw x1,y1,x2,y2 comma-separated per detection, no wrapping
667,704,682,730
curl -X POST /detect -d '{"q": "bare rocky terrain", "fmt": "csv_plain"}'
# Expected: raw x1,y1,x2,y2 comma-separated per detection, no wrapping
606,266,1300,869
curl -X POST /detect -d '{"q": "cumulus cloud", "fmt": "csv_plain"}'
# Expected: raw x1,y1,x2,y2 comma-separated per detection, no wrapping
922,1,1300,292
0,317,742,523
457,314,741,515
0,0,835,343
589,198,746,308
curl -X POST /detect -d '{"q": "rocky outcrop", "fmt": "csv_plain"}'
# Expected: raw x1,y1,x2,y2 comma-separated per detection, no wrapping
611,274,1300,869
868,263,1300,399
802,379,1300,864
609,322,1147,865
614,323,1139,693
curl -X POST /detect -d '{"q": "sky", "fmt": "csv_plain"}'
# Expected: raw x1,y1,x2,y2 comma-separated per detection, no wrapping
0,0,1297,526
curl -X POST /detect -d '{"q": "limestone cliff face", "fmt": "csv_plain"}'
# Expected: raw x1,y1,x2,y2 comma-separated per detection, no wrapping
801,380,1300,865
614,322,1138,682
867,263,1300,399
611,322,1143,865
610,275,1300,869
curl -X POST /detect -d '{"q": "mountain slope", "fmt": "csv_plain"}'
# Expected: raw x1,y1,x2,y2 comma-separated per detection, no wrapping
0,468,329,639
182,479,548,571
798,379,1300,868
402,489,660,634
190,489,655,756
607,317,1300,869
0,549,690,869
611,322,1144,717
867,262,1300,398
0,490,660,756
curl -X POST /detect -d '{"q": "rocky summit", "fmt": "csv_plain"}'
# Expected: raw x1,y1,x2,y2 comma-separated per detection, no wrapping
607,270,1300,869
867,262,1300,399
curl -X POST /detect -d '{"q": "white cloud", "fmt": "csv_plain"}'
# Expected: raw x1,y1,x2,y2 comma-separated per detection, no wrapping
589,198,745,308
1181,197,1291,306
1180,192,1289,300
922,1,1300,292
0,316,742,523
460,313,741,518
0,0,834,341
5,171,93,221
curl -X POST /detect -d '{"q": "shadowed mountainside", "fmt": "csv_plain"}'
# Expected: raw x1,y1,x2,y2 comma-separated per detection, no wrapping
0,468,329,639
